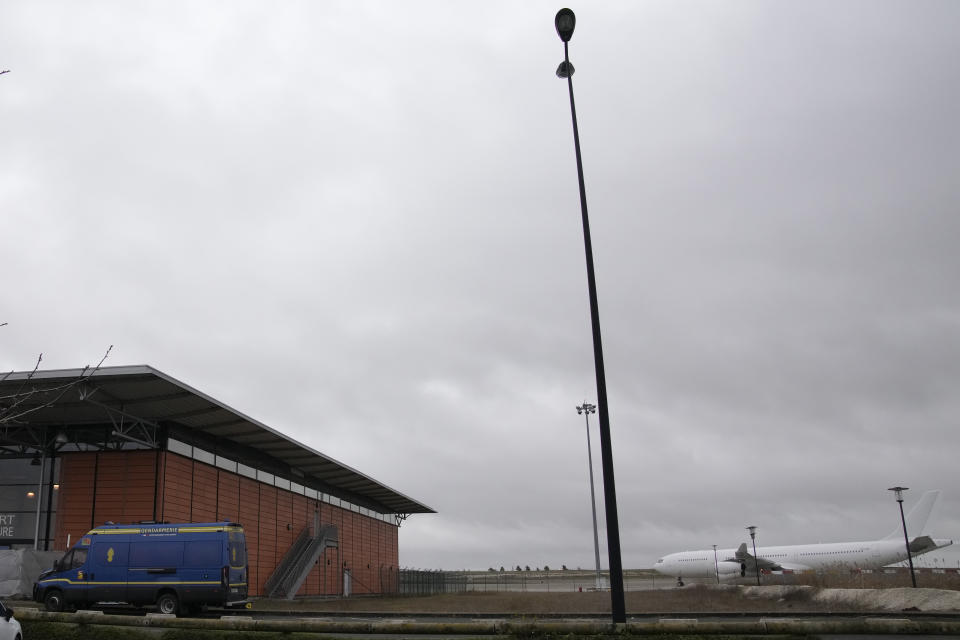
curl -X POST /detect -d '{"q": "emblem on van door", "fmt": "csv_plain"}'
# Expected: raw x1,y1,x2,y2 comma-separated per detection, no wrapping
107,548,115,562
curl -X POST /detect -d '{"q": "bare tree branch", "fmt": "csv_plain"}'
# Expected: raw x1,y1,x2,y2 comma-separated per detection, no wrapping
0,353,43,412
0,345,113,426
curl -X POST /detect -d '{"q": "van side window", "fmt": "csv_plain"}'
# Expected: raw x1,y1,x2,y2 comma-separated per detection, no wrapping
71,549,88,569
229,540,246,567
131,542,182,567
184,541,220,566
228,532,247,567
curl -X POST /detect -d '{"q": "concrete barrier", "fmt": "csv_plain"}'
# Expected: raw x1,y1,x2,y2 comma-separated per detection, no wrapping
15,608,960,637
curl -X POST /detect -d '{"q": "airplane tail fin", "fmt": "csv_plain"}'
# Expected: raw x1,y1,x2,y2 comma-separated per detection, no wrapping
883,490,941,540
734,542,749,560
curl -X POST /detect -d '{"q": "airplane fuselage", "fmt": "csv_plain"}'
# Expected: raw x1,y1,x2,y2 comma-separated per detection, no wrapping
655,538,948,581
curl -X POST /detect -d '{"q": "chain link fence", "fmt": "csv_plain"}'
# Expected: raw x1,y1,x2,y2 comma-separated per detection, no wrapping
378,567,960,595
378,569,467,595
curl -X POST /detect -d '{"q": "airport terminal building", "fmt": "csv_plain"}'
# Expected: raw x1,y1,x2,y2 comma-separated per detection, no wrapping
0,365,433,597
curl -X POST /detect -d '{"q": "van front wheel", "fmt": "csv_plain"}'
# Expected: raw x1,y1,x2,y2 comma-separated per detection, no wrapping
43,590,64,612
156,592,179,615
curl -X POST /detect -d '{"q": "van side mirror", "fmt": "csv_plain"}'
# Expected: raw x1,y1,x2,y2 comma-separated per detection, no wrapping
4,608,13,621
53,560,61,571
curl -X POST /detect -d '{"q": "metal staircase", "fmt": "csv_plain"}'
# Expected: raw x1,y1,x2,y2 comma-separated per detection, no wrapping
264,520,338,599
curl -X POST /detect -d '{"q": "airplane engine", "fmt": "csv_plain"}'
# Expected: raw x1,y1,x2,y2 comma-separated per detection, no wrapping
716,561,746,581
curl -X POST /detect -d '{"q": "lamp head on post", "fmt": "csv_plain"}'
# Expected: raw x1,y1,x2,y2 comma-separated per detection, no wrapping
555,8,575,42
746,525,757,540
576,403,596,416
888,486,908,503
555,8,576,78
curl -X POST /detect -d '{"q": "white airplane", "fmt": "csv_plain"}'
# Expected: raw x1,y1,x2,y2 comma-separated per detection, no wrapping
655,490,953,583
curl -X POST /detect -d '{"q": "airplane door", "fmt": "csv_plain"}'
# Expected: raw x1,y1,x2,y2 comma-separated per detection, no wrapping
88,542,129,603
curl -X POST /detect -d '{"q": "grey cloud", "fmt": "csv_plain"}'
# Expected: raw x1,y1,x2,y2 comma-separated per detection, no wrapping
3,0,960,571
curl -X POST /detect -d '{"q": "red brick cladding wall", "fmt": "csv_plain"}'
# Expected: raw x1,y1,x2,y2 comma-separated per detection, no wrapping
54,450,159,549
54,450,400,596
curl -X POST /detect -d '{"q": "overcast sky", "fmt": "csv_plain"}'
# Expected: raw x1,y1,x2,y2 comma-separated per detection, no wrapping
3,1,960,571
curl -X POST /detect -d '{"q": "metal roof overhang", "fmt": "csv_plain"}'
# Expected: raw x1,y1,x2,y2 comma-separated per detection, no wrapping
0,365,434,515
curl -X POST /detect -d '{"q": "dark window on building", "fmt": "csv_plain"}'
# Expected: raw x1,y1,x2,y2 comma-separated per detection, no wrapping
0,457,60,549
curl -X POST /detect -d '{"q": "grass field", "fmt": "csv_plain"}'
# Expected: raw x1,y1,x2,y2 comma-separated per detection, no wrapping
252,586,857,614
250,570,960,615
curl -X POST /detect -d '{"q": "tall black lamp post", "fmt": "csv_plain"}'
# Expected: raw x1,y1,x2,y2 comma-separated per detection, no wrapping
888,486,917,588
746,525,760,586
554,8,626,623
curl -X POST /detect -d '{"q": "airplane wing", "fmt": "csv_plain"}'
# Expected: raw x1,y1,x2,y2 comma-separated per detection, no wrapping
733,542,784,572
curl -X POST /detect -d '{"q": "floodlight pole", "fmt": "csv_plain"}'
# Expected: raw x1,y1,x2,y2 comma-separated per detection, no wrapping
555,8,626,623
889,486,917,588
577,402,603,591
